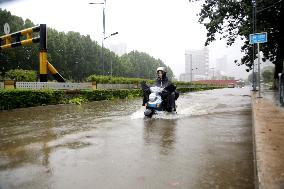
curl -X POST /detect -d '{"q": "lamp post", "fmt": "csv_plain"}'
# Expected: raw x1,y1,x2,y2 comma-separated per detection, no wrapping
104,31,118,76
75,61,78,82
89,1,106,75
89,1,118,76
190,54,193,81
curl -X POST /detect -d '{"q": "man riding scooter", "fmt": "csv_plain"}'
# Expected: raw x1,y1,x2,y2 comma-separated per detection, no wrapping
141,67,179,112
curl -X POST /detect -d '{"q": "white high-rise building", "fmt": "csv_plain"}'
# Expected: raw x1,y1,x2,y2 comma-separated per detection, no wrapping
216,55,228,75
180,47,209,81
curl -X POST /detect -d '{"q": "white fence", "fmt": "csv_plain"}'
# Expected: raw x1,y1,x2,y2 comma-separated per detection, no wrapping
3,82,210,90
16,82,93,90
13,82,138,90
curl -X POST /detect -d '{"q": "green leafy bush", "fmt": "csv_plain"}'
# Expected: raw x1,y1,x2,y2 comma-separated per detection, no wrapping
5,69,37,82
0,89,65,110
68,97,87,105
0,89,143,110
86,75,153,84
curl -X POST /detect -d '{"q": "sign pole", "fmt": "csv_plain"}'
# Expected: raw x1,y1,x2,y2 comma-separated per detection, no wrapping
252,0,256,91
249,32,267,97
257,42,261,98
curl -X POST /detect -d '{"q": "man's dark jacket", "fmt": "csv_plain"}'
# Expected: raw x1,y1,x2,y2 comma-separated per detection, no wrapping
154,76,171,88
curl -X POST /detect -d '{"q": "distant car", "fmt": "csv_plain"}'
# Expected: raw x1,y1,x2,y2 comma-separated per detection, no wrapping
228,83,235,88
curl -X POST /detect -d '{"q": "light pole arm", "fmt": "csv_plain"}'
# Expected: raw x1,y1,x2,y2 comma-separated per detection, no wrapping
104,32,118,40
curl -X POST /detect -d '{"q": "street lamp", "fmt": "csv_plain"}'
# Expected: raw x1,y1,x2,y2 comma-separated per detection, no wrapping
104,31,118,76
104,32,118,40
89,1,106,75
75,61,79,82
89,1,118,76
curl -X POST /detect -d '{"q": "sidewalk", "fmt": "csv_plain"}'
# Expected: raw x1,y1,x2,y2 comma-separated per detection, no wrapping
251,91,284,189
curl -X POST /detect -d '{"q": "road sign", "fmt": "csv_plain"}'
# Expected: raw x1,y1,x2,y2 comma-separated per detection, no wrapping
249,32,267,44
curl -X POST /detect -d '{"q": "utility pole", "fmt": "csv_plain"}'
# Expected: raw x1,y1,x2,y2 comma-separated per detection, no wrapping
257,43,261,98
89,1,105,75
190,54,193,82
110,59,112,76
252,0,257,91
102,0,106,75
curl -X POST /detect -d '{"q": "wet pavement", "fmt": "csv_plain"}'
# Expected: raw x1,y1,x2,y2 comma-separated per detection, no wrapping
0,88,254,189
261,86,284,109
251,90,284,189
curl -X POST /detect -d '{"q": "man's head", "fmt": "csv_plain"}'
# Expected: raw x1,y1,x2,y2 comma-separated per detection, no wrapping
156,67,167,79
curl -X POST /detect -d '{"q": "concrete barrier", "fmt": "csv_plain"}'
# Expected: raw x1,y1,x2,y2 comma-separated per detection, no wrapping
4,80,15,89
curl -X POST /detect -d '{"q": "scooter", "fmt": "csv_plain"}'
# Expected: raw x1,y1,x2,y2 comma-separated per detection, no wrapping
144,86,164,117
142,84,178,118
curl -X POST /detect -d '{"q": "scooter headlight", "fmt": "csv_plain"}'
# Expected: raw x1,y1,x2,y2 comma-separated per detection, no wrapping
149,93,157,102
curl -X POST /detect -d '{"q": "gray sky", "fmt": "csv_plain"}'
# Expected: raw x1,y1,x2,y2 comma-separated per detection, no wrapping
1,0,249,79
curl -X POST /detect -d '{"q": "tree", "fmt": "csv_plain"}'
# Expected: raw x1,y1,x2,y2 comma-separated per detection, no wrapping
120,51,174,79
248,72,253,83
190,0,284,83
5,69,37,81
1,9,175,81
262,67,274,83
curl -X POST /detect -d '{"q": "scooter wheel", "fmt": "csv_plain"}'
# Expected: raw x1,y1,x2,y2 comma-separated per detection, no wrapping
144,109,154,117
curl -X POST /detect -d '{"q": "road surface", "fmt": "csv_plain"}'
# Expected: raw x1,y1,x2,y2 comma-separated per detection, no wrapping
0,88,254,189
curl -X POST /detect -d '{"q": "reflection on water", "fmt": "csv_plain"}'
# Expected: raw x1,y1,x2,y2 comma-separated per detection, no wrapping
143,119,177,155
0,88,254,189
0,99,142,185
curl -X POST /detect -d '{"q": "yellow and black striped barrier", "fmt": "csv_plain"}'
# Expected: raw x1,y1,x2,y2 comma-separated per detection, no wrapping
0,24,65,82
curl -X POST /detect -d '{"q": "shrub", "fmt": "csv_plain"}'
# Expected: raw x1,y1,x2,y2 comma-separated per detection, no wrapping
0,89,143,110
5,69,37,82
86,75,153,84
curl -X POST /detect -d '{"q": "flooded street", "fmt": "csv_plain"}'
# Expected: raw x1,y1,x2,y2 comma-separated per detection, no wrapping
0,88,254,189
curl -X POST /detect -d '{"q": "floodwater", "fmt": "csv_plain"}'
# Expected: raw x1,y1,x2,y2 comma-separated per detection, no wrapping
0,88,254,189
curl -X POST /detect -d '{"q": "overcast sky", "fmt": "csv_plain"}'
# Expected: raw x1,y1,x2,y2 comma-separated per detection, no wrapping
1,0,249,79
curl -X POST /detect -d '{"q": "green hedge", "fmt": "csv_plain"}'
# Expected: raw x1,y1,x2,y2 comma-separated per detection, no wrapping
86,75,154,84
0,89,65,110
0,85,223,110
0,89,143,110
177,86,222,93
86,75,225,88
5,69,37,82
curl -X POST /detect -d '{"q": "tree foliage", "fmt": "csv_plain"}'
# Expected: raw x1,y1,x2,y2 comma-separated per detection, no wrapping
120,51,174,79
5,69,37,81
190,0,284,79
262,69,274,82
247,65,274,83
0,9,174,81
